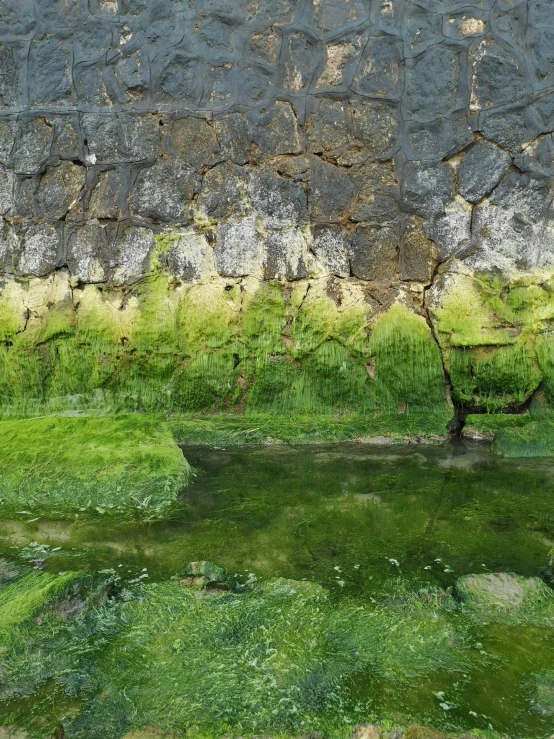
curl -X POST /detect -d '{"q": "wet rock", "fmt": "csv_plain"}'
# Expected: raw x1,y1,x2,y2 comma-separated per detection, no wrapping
28,38,73,106
12,118,53,175
130,161,196,223
402,162,455,217
459,142,512,203
400,216,437,283
167,116,221,170
456,572,554,623
264,229,309,281
351,225,398,282
113,225,155,284
308,157,354,223
197,162,249,220
215,215,264,278
17,223,62,277
35,161,85,220
88,169,123,221
248,168,307,229
180,561,229,590
166,231,217,283
66,224,111,284
471,42,527,112
351,163,399,224
311,225,351,278
404,45,461,122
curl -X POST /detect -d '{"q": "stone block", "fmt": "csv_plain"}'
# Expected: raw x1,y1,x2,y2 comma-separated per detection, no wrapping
12,119,53,176
18,222,62,277
351,224,398,281
166,231,217,283
399,216,437,283
248,168,307,229
130,161,196,223
28,38,73,106
308,157,354,223
402,162,455,217
459,142,512,203
113,225,156,284
197,162,248,220
214,215,264,278
167,116,222,170
66,223,111,283
35,161,85,220
264,230,309,281
351,163,399,223
311,225,351,278
88,169,123,220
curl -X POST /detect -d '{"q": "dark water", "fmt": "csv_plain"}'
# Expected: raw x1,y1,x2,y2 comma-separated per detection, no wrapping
1,441,554,737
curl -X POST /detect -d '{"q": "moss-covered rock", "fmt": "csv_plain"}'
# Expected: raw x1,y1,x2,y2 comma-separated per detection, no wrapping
0,416,190,518
456,572,554,625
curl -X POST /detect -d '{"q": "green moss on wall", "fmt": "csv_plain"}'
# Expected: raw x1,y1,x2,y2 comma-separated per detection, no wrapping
0,273,451,431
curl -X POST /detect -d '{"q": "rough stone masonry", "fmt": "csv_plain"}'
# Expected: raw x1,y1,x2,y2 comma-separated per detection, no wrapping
0,0,553,420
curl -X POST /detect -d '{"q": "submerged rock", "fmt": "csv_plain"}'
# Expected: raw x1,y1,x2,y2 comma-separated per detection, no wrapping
456,572,554,625
180,561,229,591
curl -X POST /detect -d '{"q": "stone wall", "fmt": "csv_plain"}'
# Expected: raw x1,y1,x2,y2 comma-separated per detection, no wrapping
0,0,553,421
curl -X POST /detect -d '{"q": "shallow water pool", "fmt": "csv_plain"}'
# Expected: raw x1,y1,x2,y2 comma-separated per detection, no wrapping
1,441,554,738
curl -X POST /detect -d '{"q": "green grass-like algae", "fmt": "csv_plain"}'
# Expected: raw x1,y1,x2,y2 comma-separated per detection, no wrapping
0,415,190,518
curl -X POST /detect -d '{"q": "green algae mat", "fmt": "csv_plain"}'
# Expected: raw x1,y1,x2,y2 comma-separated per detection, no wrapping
0,416,190,518
1,442,554,739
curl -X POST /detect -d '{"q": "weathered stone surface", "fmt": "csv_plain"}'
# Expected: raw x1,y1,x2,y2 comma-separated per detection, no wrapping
351,163,399,224
264,230,308,281
399,216,437,283
402,162,455,217
248,169,307,229
113,225,155,284
166,232,217,283
214,215,264,278
351,225,398,282
167,117,221,170
18,223,62,277
459,142,512,204
0,217,18,273
130,161,196,223
197,163,248,220
0,162,13,215
12,119,53,176
35,161,85,220
311,226,351,278
88,169,123,221
308,157,354,223
66,224,111,284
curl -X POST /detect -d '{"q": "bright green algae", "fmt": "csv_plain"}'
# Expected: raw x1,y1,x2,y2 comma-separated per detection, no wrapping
0,415,190,518
1,444,554,738
0,268,450,433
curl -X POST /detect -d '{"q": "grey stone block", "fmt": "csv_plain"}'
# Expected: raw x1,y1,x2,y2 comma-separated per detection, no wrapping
459,142,512,203
351,224,398,282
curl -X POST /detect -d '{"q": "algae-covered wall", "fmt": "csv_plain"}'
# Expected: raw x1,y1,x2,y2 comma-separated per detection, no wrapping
0,0,553,421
